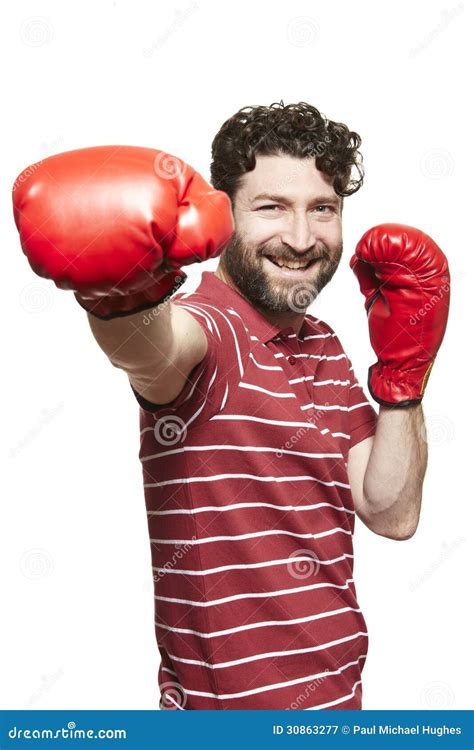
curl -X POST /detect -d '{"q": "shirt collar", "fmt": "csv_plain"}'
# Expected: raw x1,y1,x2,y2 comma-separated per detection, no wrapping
194,271,310,344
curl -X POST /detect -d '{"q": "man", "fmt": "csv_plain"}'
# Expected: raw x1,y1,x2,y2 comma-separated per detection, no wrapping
13,102,449,710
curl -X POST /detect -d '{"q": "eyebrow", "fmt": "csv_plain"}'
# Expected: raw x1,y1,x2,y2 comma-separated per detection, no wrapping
251,192,341,206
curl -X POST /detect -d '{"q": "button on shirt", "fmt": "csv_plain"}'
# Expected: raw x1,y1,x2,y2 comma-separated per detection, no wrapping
133,271,377,710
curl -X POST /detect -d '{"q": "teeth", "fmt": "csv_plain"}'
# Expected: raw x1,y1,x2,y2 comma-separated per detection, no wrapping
270,257,311,270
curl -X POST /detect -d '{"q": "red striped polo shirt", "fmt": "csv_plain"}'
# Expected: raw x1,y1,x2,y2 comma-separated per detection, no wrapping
133,270,377,710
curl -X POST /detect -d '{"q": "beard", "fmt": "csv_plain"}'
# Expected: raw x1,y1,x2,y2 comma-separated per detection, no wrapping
218,232,343,314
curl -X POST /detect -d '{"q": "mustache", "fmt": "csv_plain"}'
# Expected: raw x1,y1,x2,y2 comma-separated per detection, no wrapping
260,247,329,263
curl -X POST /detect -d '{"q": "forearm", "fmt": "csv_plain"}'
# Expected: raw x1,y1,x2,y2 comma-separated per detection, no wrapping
86,301,175,385
361,405,428,539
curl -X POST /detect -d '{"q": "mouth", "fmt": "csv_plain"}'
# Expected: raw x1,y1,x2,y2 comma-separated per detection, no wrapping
263,255,321,278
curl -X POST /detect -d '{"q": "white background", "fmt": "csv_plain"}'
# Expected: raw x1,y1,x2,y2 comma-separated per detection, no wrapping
1,0,472,710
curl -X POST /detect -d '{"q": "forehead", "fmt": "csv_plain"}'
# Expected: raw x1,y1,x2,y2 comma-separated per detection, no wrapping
239,154,337,199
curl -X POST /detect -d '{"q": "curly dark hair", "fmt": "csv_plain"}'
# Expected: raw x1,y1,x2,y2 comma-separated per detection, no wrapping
210,101,364,203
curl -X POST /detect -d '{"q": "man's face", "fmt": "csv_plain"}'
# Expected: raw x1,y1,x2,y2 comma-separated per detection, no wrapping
218,154,343,314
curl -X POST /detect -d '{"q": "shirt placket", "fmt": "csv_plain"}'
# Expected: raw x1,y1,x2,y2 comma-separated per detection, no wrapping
278,330,315,418
280,332,312,415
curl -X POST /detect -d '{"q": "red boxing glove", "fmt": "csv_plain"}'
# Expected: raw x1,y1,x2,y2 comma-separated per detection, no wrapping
13,146,234,319
350,223,450,407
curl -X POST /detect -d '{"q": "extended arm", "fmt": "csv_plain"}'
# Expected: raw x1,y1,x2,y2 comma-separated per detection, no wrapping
12,145,229,404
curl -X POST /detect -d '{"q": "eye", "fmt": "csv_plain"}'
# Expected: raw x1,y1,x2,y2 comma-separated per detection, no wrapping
257,204,282,211
313,205,335,213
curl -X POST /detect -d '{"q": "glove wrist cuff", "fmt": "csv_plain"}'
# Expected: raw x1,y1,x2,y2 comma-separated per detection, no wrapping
368,361,434,407
74,270,187,320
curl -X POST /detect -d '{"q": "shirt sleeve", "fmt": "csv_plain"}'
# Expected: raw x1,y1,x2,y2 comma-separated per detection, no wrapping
130,293,250,433
346,359,378,448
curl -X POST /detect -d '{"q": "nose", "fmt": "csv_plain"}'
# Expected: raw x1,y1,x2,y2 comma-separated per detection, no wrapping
279,210,315,254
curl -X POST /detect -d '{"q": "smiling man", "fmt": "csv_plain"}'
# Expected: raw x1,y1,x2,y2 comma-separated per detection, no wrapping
13,101,449,710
